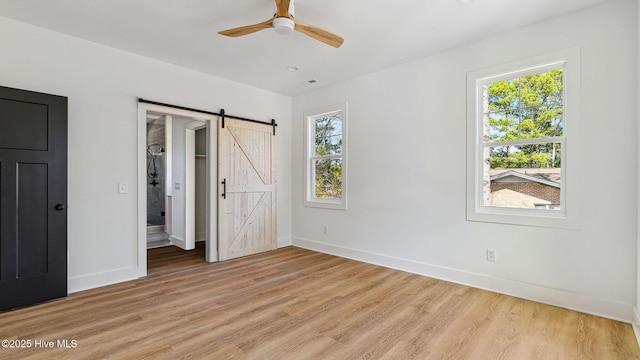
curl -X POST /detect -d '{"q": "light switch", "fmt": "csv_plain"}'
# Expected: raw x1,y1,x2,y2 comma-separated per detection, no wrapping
118,182,128,194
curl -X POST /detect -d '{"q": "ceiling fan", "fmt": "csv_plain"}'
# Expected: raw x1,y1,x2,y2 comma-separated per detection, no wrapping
218,0,344,48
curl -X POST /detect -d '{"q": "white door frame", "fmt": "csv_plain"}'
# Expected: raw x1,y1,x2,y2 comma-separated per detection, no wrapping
137,103,218,277
181,120,207,251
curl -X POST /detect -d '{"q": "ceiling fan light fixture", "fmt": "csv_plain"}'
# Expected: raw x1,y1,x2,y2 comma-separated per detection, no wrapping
273,17,295,35
218,0,343,47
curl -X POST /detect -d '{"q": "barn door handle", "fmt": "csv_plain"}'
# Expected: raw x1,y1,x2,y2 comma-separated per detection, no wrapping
55,204,65,211
221,179,226,199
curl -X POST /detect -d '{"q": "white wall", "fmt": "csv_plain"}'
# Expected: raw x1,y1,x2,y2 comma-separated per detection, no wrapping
293,0,638,322
0,16,292,292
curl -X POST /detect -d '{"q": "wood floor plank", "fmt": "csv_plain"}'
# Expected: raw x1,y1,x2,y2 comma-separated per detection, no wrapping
0,243,638,359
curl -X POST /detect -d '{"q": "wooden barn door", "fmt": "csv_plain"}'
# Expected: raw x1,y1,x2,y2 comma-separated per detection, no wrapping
218,117,276,261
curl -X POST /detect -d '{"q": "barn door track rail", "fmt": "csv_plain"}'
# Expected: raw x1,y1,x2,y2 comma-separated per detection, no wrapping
138,98,278,136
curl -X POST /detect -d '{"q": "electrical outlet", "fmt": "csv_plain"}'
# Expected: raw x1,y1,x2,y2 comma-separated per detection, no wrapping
487,248,497,262
322,225,329,234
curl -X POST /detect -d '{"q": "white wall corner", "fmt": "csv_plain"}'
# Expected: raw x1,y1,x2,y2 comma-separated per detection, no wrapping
278,237,293,248
68,266,142,294
292,237,635,323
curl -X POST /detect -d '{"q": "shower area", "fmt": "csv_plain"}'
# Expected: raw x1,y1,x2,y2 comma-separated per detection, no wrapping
146,116,169,247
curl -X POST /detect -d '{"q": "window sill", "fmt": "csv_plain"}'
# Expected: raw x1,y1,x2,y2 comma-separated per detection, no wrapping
304,199,346,210
467,206,578,229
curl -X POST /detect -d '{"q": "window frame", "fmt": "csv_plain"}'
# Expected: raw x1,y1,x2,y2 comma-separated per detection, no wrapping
466,48,580,228
304,102,348,210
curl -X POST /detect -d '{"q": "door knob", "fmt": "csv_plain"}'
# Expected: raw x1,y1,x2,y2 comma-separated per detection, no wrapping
55,204,65,211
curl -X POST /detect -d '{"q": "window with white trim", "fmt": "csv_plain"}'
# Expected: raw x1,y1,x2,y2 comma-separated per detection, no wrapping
466,48,580,228
304,102,347,209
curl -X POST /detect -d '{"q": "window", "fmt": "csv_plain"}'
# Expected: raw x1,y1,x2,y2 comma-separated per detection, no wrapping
466,48,580,228
304,102,347,209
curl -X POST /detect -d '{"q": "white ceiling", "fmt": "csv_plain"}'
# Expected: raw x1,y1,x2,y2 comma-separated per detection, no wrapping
0,0,613,96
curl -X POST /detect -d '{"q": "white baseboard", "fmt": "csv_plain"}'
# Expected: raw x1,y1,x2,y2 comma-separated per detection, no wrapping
170,236,186,249
278,237,292,248
146,225,166,234
633,307,640,348
68,266,142,294
293,237,634,323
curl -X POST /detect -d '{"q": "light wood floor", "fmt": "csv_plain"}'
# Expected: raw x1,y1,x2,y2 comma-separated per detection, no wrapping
1,243,639,359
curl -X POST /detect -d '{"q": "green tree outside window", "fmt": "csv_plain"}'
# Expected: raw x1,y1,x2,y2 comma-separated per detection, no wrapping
486,70,563,169
313,114,342,198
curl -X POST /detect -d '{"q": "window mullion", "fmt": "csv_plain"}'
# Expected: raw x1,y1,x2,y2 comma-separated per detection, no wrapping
484,136,565,147
311,154,342,161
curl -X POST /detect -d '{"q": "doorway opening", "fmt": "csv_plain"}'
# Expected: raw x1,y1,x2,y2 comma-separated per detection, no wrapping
146,115,169,248
137,103,218,278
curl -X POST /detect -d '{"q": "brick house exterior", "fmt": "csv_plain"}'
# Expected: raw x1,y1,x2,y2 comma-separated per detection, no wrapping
489,168,561,209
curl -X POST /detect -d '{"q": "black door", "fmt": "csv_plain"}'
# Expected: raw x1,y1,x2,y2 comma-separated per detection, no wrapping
0,86,67,311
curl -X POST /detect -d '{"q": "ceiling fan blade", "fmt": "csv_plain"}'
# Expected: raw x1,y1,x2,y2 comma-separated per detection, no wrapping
218,18,274,37
292,18,344,48
275,0,291,18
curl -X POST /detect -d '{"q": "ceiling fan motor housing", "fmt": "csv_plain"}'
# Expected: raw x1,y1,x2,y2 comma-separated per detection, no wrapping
273,17,295,35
